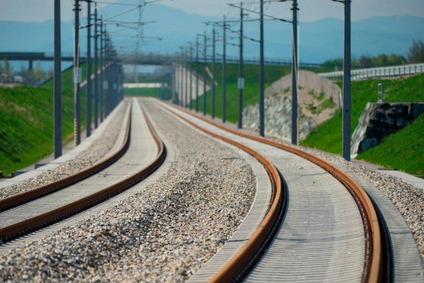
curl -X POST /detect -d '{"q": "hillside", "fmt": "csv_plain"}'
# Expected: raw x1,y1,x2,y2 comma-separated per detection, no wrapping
0,67,87,175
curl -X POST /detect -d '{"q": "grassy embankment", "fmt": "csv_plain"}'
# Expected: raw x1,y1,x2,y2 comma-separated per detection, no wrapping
302,73,424,175
0,66,88,175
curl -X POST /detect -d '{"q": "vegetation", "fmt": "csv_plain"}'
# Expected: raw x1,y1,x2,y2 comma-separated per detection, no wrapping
0,66,87,175
322,53,407,70
0,58,14,82
301,73,424,175
0,58,53,85
407,39,424,63
322,40,424,70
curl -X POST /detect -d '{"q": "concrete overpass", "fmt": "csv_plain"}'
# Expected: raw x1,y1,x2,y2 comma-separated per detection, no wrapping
0,52,86,70
118,52,295,66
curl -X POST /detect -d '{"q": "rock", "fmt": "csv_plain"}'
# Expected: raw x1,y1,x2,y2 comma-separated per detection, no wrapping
243,70,340,141
351,102,424,157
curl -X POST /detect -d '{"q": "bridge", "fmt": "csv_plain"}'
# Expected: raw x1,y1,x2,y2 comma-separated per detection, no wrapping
0,52,86,70
119,51,298,66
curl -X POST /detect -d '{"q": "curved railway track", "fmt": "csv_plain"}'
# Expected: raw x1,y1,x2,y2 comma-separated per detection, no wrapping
0,98,166,244
152,100,383,283
0,97,391,282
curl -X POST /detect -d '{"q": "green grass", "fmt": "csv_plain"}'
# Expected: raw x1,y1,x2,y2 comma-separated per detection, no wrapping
301,73,424,175
0,66,87,175
306,97,335,115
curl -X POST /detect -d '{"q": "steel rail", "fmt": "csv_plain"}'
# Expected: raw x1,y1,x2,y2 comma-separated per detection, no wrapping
0,101,167,244
163,101,381,283
153,100,286,282
0,103,132,213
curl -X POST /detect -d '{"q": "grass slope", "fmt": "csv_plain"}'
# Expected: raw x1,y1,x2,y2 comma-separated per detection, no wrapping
302,73,424,175
0,66,87,175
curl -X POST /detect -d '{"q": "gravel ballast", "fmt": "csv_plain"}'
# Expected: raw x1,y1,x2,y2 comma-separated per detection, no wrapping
0,100,256,282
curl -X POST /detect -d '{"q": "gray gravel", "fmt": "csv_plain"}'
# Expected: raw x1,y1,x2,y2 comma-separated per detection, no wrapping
0,102,128,200
0,100,256,282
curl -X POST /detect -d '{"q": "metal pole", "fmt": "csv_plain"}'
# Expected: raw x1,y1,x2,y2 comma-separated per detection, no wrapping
86,0,92,137
104,34,108,117
203,32,207,116
222,15,227,123
259,0,265,137
195,37,199,112
180,51,184,106
238,2,244,129
93,4,98,128
105,36,111,116
54,0,62,158
185,47,188,108
291,0,299,145
73,0,81,145
212,26,216,119
172,69,176,104
189,45,193,110
100,17,104,122
343,0,352,161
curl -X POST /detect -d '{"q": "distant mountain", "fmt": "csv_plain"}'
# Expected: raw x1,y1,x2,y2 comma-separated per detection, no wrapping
0,2,423,64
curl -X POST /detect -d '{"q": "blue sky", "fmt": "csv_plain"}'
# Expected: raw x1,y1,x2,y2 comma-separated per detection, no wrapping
0,0,423,23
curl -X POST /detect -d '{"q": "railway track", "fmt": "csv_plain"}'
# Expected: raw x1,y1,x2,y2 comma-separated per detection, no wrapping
152,100,383,283
0,98,166,245
1,97,405,282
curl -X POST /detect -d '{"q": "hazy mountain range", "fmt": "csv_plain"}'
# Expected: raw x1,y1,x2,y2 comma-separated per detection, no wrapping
0,3,423,64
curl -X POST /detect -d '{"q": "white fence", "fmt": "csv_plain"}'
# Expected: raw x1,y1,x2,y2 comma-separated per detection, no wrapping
319,63,424,80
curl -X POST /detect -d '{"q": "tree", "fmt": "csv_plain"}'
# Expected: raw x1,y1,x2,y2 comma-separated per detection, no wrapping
33,61,44,81
358,55,373,67
407,39,424,63
322,58,343,70
0,58,13,82
387,54,407,66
